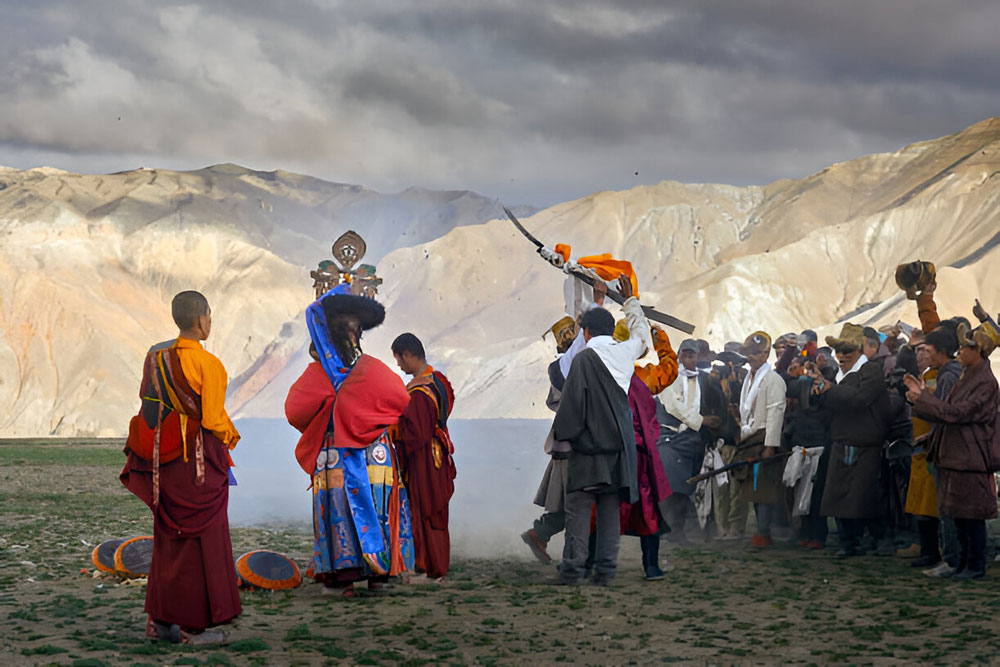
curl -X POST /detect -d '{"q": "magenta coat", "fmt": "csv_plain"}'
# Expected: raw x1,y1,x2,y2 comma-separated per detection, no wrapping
621,374,674,535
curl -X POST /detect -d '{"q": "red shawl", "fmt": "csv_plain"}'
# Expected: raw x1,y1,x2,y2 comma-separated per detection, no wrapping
285,355,409,475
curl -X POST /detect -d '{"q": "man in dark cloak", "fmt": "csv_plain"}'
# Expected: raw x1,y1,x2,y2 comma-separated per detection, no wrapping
552,275,648,586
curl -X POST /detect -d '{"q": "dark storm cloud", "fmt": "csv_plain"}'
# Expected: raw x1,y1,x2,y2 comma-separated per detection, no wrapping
1,1,998,206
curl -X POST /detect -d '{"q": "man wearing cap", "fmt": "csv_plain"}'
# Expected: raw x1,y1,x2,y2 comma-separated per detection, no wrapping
522,317,581,565
285,285,414,596
818,323,892,558
551,275,650,586
657,339,724,543
730,331,787,548
903,308,964,574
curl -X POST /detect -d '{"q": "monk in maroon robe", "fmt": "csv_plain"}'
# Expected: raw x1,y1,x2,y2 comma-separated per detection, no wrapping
120,291,241,644
391,333,457,581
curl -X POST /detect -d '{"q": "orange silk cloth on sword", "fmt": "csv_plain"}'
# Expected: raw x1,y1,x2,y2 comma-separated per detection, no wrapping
553,243,640,299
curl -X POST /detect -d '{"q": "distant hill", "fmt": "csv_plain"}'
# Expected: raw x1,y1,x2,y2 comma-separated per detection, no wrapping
0,164,533,435
232,118,1000,421
5,119,1000,434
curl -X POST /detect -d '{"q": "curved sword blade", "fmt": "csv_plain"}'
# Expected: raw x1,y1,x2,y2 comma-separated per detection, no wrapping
503,206,544,249
503,204,696,334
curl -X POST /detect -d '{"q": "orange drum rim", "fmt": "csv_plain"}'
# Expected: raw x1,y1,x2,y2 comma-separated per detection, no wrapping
92,538,125,573
236,550,302,591
114,535,153,577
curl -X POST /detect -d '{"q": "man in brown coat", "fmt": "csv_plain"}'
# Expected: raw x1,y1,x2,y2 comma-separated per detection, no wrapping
906,322,999,580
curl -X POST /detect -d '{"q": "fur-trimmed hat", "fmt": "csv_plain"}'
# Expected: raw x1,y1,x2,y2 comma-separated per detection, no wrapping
320,292,385,331
613,319,631,342
550,316,576,339
825,323,865,352
957,321,998,358
738,331,771,356
894,261,937,300
773,333,797,349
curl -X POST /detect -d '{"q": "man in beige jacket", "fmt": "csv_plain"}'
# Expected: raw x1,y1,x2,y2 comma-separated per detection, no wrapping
731,331,787,548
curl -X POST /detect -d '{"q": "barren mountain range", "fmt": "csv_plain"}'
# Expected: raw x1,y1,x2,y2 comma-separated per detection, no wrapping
2,119,998,435
0,164,528,435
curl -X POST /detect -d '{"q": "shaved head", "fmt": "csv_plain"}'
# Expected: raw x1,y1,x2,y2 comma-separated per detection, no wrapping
171,291,209,330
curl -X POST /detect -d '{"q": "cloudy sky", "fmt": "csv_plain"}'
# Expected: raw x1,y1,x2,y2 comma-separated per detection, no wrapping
2,1,999,207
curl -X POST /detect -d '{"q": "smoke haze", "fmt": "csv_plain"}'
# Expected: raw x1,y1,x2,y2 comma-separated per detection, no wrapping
228,418,556,560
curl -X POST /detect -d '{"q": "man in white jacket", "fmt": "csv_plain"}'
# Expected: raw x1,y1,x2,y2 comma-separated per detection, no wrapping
658,339,722,541
731,331,787,548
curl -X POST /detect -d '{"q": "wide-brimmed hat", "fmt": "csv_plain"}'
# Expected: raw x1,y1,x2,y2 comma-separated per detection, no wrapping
825,323,864,352
716,350,747,366
738,331,771,356
957,321,998,357
894,261,936,300
320,292,385,331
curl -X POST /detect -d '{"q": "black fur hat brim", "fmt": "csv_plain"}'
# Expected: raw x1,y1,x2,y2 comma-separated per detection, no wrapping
320,293,386,330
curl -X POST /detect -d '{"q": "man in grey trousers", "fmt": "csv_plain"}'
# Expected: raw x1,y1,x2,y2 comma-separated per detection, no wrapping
551,275,650,586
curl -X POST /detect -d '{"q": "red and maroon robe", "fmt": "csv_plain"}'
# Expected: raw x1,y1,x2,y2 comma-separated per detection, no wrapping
621,374,673,535
395,369,456,579
120,344,240,632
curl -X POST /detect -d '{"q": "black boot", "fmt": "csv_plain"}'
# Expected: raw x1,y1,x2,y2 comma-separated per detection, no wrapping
911,519,942,567
641,534,664,581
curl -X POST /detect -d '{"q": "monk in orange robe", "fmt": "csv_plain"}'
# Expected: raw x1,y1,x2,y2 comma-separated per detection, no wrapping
120,290,241,645
391,333,456,581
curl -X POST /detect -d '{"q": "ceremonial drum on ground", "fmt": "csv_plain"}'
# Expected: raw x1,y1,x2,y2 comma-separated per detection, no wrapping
91,538,126,573
235,550,302,591
114,536,154,578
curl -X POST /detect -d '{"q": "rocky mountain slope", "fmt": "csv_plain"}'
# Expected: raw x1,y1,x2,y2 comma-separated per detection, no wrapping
3,119,999,434
233,118,1000,422
0,164,525,435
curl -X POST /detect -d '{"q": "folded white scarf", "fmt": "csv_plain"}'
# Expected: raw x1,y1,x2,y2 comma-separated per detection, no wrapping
739,362,772,430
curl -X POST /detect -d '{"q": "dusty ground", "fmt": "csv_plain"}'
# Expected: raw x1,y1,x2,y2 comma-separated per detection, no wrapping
3,440,1000,666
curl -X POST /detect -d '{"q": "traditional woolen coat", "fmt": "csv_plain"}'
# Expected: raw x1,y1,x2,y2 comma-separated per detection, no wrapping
820,358,891,519
731,364,787,504
620,374,672,535
534,360,572,512
914,359,999,520
553,347,638,503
